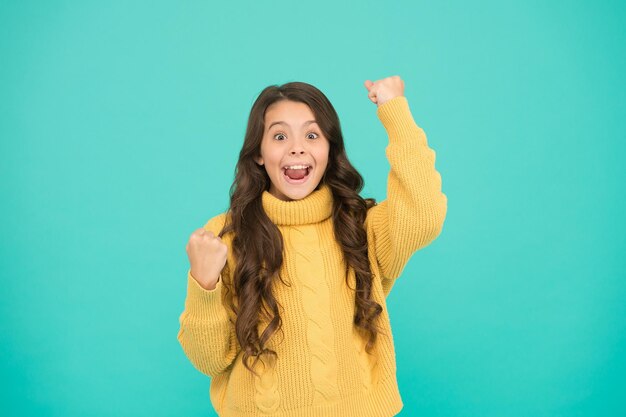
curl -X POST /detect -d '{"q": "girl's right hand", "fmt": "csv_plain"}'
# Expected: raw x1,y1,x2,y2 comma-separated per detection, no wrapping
186,227,228,290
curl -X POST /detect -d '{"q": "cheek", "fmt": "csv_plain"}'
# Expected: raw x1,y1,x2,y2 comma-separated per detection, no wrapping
319,144,330,166
261,146,280,165
268,152,283,167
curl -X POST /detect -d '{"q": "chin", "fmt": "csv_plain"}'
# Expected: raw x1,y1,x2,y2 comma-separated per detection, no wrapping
284,186,315,201
272,176,322,201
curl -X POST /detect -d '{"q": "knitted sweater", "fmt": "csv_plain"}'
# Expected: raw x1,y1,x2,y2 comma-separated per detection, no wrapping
177,96,448,417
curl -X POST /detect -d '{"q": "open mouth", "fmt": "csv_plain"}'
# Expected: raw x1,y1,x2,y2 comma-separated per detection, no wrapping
282,165,312,184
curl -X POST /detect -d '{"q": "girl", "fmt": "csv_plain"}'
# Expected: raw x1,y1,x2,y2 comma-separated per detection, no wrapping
178,76,447,417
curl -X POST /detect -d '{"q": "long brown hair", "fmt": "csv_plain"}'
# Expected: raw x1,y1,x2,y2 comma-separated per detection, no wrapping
217,81,385,376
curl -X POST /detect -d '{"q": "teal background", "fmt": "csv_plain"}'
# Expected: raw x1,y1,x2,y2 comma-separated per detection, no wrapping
1,1,624,416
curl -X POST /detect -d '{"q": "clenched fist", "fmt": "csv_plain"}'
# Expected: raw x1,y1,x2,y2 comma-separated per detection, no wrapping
364,75,405,107
186,227,228,291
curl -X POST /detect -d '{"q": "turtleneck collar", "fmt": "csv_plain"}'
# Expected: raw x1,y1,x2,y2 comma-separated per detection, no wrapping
261,183,333,226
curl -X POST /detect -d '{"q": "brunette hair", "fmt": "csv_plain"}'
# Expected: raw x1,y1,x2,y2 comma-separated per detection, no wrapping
217,81,385,376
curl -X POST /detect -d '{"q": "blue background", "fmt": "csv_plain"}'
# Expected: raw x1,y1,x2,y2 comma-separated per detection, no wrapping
1,1,624,416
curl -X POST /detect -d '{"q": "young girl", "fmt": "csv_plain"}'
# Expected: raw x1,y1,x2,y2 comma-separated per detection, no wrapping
178,76,447,417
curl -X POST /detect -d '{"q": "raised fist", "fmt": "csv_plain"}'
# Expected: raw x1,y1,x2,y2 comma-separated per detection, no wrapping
364,75,405,107
186,227,228,290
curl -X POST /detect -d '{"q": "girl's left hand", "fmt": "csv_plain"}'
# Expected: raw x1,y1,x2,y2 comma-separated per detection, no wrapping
364,76,405,107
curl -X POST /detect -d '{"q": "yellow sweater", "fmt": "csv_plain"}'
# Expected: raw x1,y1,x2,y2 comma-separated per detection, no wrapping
177,96,448,417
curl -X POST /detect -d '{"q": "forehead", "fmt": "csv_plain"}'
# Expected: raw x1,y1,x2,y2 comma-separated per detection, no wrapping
265,100,316,123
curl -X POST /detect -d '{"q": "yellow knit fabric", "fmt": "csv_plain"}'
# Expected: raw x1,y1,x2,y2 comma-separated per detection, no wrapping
177,96,448,417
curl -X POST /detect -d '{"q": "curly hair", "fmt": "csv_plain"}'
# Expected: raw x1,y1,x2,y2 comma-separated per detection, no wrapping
216,81,385,377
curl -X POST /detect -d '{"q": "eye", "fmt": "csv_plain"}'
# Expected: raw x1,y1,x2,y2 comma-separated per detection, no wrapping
307,132,319,139
273,133,286,141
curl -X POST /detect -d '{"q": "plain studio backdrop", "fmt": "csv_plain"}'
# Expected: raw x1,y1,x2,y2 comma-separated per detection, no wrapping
1,1,624,416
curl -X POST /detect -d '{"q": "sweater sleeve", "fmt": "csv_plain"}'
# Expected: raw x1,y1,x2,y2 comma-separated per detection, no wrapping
364,96,448,297
177,214,240,378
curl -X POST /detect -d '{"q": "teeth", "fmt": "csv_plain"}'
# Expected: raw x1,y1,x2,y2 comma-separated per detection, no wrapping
283,165,310,170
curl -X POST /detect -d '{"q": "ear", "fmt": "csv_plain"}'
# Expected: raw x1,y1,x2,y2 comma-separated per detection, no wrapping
254,155,264,166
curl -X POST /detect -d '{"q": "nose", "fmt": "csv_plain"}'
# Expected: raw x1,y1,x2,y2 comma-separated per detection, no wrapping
289,137,306,155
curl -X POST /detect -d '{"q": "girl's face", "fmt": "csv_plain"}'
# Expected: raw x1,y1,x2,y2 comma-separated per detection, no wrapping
255,100,330,201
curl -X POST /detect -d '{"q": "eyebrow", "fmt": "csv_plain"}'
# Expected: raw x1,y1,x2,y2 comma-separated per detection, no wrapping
267,120,318,130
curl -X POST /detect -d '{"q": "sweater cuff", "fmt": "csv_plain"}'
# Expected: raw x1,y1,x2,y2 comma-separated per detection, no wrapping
184,269,228,318
376,96,426,146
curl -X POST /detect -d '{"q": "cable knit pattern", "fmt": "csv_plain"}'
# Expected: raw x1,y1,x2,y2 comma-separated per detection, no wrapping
287,226,341,404
352,320,381,392
252,353,280,413
177,96,448,417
